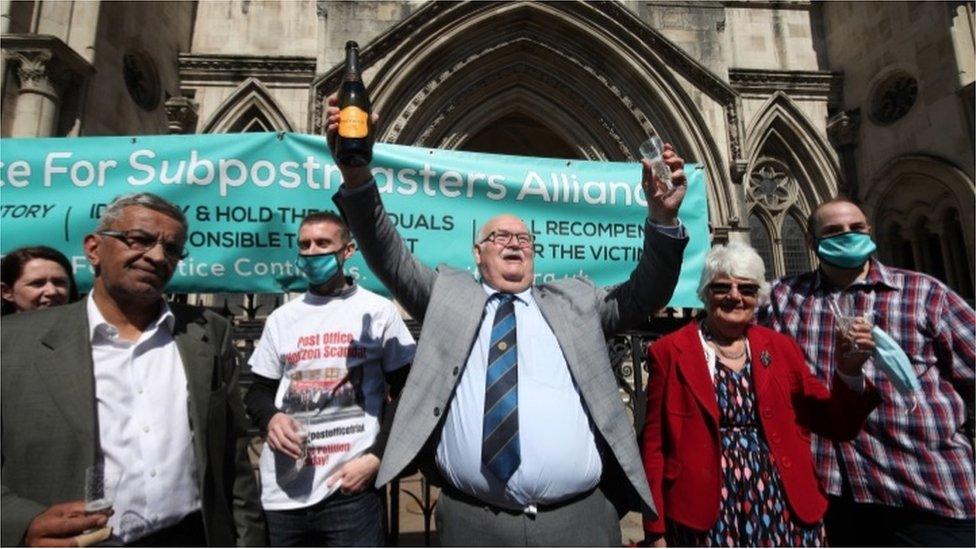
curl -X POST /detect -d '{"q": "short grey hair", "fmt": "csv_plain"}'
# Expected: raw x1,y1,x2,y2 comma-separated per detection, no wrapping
697,241,771,304
95,193,188,234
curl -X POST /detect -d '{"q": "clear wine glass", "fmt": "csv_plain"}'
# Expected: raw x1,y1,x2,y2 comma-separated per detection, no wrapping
829,293,874,353
638,136,673,193
84,464,119,517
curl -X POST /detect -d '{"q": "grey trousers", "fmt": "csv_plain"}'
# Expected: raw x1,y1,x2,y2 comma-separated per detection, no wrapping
435,487,622,547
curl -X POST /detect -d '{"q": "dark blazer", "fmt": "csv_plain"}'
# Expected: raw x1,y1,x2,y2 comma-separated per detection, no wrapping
641,321,881,534
334,184,688,517
0,300,266,546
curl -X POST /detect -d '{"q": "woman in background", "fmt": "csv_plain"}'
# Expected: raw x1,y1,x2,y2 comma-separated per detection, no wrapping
1,246,78,315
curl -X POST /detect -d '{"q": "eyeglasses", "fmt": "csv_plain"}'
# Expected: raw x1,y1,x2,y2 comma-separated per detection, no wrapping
479,230,534,248
708,281,760,298
98,229,188,261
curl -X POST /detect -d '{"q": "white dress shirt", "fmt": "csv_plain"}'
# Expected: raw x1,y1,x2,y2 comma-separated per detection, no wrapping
436,286,603,512
87,295,200,543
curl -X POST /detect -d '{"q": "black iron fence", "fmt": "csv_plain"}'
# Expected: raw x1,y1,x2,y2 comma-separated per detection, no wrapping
201,293,695,545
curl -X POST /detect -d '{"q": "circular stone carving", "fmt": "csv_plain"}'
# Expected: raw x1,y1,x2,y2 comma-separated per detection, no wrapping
747,159,797,211
870,72,918,125
122,51,161,111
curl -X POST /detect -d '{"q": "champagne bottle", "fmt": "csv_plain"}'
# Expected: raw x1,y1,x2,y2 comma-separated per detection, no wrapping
335,40,373,167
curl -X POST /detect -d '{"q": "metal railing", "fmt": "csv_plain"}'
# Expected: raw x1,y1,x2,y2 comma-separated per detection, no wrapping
201,293,695,545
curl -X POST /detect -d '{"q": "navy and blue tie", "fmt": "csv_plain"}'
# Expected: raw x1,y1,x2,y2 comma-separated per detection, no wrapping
482,294,520,481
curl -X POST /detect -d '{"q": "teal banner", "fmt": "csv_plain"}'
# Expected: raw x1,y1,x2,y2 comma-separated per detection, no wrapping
0,133,707,307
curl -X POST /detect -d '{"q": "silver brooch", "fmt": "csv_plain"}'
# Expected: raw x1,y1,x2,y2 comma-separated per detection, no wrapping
760,350,772,367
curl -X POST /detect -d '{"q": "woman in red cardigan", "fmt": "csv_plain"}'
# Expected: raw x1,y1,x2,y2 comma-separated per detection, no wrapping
641,242,881,546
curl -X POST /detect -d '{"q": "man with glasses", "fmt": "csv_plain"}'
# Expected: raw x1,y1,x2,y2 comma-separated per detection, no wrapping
1,192,266,546
760,197,975,546
325,96,689,545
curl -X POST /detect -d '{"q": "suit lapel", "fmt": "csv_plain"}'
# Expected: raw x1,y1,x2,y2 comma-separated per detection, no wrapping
531,287,585,385
171,306,215,477
674,323,720,422
37,301,97,458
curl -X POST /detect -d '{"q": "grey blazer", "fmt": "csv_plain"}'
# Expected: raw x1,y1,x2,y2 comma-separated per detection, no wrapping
0,300,266,547
333,184,688,517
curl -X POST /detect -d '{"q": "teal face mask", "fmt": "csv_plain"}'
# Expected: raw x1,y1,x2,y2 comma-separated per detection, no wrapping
817,231,877,269
295,252,341,286
871,325,921,398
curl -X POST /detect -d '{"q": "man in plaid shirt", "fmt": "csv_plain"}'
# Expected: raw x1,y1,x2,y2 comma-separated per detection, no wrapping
760,198,975,546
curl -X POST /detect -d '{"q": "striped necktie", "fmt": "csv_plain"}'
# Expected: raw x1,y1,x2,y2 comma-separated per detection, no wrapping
482,293,520,481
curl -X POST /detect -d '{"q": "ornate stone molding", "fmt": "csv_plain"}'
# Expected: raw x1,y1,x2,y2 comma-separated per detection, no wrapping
728,68,842,101
746,158,799,212
722,0,812,9
826,109,860,148
164,95,200,134
179,54,316,84
2,34,94,96
382,37,636,159
10,50,55,96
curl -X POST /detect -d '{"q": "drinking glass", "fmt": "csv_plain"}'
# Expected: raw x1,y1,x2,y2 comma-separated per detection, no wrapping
829,293,874,353
84,464,119,516
638,136,673,193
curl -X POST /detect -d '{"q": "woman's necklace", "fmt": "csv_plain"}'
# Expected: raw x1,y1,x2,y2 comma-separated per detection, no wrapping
702,323,747,360
710,341,746,360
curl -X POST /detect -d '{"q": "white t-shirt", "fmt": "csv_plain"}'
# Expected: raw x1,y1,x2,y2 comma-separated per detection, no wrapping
249,284,415,510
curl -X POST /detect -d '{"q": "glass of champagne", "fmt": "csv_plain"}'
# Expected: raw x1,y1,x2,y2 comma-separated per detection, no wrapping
829,293,874,353
638,136,673,193
84,464,119,516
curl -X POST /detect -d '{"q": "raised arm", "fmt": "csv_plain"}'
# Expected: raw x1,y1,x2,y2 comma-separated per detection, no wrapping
599,146,690,333
326,94,437,321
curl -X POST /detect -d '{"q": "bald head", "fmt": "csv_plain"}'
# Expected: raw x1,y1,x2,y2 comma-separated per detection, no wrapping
473,214,535,293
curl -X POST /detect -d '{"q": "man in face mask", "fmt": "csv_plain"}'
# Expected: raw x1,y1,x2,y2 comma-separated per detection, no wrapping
760,198,975,547
244,211,416,546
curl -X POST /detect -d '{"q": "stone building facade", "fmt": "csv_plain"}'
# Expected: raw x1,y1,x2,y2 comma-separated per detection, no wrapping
2,0,973,301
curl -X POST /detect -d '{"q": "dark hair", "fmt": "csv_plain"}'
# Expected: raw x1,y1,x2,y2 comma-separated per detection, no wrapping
1,246,79,315
807,196,862,236
299,211,350,243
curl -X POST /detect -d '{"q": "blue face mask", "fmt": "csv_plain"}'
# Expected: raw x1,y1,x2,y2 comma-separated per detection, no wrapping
871,325,921,398
295,252,341,286
816,231,877,269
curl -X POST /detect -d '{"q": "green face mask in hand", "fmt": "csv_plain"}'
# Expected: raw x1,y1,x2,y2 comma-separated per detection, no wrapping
816,232,877,269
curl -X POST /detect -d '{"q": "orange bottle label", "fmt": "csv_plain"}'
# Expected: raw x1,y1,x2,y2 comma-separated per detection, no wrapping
339,106,369,138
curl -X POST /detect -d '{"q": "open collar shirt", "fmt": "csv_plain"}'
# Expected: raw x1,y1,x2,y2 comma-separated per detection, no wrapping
759,259,975,520
87,295,201,542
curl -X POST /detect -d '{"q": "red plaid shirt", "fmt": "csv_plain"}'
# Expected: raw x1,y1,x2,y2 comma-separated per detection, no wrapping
760,259,975,520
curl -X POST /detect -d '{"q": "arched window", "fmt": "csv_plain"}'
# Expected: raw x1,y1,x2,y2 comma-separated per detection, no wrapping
914,217,948,284
749,213,775,279
781,214,809,277
943,209,974,299
886,222,916,271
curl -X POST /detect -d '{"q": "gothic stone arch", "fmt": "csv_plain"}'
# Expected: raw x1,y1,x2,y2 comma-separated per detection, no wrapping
201,77,296,133
309,0,748,229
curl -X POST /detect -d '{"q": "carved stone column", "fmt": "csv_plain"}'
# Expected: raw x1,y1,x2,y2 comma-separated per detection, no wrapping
8,50,60,137
315,0,330,74
164,95,199,134
3,35,93,137
826,109,861,200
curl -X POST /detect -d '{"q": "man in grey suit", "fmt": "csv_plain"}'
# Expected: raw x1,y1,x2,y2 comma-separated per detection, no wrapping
326,99,689,545
1,193,265,546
